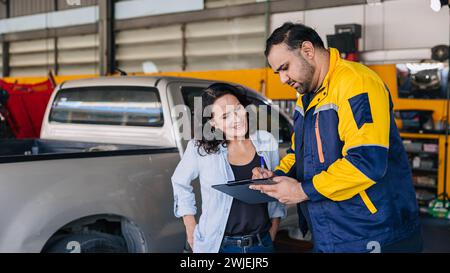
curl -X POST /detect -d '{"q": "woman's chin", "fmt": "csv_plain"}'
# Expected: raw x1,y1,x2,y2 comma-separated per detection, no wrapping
225,130,247,140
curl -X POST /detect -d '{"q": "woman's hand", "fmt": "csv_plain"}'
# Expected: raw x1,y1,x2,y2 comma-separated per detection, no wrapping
183,215,197,250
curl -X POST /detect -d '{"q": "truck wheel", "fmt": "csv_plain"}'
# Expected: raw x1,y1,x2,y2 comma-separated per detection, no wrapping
43,232,128,253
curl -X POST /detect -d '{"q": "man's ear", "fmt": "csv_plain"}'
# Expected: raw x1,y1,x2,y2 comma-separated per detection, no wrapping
301,41,315,60
209,119,215,127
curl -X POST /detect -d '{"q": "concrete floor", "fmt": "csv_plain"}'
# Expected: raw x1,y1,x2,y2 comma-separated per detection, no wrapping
421,213,450,253
274,213,450,253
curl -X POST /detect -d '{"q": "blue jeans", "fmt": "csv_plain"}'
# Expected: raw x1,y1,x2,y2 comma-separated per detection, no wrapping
219,232,274,253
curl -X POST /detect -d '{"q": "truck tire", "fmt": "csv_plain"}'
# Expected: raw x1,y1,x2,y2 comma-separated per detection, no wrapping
43,232,128,253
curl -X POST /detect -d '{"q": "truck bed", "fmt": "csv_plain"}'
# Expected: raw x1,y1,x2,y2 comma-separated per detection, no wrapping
0,139,177,163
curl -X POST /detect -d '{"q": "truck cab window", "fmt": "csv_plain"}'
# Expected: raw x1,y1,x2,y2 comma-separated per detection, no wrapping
50,86,163,127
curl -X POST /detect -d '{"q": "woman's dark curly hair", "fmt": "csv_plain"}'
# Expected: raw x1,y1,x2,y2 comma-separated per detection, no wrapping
195,83,250,155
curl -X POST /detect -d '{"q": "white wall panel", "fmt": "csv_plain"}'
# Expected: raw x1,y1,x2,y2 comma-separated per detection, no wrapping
0,6,98,34
115,24,183,73
57,33,99,75
116,43,183,61
9,38,55,76
57,34,99,50
270,0,449,63
118,59,183,73
10,52,55,67
10,67,53,77
186,36,264,57
9,39,55,54
187,54,264,71
58,49,99,64
186,16,264,38
115,25,182,45
205,0,277,9
115,0,203,20
383,0,449,50
304,5,365,49
58,64,99,75
271,11,305,32
364,3,384,51
185,15,265,71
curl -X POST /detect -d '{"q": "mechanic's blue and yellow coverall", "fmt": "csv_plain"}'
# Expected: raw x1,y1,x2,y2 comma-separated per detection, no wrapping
274,48,420,252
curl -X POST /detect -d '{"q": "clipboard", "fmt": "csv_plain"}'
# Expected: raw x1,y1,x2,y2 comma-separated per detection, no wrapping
212,178,277,204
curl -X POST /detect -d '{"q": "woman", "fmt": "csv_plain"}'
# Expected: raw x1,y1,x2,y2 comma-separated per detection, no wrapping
171,83,285,253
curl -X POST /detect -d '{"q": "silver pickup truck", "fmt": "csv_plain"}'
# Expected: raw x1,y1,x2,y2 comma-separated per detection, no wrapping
0,76,298,253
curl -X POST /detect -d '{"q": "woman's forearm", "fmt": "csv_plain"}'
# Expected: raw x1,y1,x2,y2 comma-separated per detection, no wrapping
183,215,197,249
183,215,197,229
269,217,280,240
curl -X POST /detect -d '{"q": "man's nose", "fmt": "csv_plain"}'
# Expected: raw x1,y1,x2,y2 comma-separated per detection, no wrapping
233,111,242,123
280,72,289,84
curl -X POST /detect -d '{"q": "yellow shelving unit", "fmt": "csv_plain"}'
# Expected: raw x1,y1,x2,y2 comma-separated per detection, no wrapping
401,132,450,207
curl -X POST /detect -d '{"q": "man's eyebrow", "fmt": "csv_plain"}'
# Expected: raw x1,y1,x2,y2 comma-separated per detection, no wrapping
275,63,285,74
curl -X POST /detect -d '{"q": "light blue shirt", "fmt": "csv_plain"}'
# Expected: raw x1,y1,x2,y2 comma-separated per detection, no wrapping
171,130,286,253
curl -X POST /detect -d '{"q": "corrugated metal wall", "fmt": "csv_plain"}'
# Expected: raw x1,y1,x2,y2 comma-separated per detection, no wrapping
9,38,55,76
205,0,260,9
1,0,101,76
57,33,99,75
185,16,265,71
1,1,273,76
7,0,99,17
205,0,281,9
115,25,184,73
57,0,98,10
8,33,99,76
0,48,2,76
9,0,55,17
0,3,7,19
115,15,266,73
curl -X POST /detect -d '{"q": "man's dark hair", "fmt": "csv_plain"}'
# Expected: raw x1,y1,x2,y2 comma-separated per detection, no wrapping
265,22,325,57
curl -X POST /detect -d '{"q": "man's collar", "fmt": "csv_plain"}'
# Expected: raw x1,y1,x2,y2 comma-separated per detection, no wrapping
299,47,340,99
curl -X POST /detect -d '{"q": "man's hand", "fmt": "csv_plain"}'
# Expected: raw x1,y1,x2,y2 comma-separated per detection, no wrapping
252,167,274,179
249,176,309,204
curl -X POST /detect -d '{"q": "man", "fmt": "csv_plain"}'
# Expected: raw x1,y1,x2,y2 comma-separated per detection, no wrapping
251,23,422,253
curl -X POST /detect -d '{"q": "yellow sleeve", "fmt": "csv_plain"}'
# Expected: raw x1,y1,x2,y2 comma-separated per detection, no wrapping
302,73,391,202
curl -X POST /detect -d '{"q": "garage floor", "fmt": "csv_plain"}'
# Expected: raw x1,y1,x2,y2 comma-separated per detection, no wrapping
421,213,450,253
274,213,450,253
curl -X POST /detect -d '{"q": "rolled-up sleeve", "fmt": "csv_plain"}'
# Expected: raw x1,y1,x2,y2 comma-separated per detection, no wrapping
268,201,286,219
171,140,199,218
267,134,286,219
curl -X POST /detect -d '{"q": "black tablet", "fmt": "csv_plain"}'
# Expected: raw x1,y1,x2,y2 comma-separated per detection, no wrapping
211,178,277,204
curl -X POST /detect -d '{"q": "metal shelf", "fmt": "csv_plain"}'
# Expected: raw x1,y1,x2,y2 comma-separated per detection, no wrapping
414,184,438,190
412,168,438,173
404,150,439,155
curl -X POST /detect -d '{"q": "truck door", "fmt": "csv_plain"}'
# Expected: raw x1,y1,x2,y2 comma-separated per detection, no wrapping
166,82,211,154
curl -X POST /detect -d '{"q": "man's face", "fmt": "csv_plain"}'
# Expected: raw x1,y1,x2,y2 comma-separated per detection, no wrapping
267,43,316,94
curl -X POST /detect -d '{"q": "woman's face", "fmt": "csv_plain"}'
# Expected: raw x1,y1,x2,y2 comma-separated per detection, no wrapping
210,94,247,140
